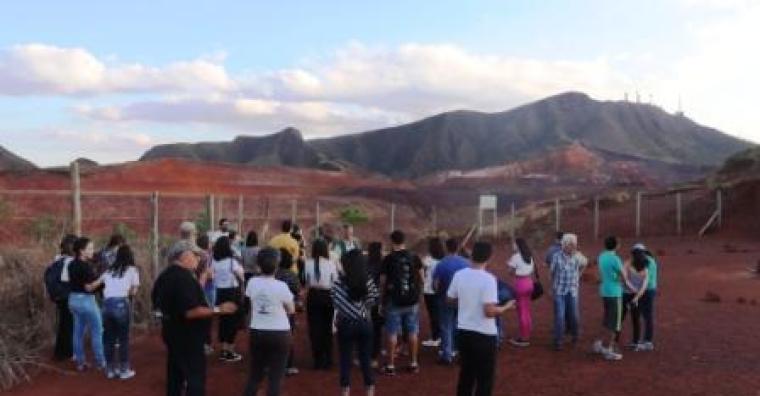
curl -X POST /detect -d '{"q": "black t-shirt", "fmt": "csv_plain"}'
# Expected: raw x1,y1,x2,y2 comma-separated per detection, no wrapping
381,249,423,304
68,258,97,294
152,265,209,345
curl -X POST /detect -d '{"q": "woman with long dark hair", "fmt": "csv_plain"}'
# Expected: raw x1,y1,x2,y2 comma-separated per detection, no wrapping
422,237,445,348
304,239,339,369
331,249,379,396
621,249,650,350
211,236,245,362
507,237,535,347
67,237,106,372
89,244,140,379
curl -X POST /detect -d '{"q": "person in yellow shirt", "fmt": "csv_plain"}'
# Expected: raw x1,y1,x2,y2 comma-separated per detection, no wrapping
268,220,300,272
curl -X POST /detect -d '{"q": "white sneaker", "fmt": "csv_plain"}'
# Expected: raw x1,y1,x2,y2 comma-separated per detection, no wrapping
592,340,605,355
603,350,623,361
422,339,441,348
119,369,136,380
637,342,655,351
106,370,117,380
286,367,300,376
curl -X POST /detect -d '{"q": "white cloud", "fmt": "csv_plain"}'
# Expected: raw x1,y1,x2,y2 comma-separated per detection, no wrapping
244,43,632,118
0,43,235,95
76,97,410,134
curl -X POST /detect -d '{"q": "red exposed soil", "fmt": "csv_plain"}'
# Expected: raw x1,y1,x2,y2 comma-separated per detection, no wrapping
9,237,760,396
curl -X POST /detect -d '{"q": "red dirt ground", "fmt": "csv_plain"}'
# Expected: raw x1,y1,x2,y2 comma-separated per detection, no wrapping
9,236,760,396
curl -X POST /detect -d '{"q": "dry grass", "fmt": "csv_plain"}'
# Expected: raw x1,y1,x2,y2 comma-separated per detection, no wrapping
0,248,54,390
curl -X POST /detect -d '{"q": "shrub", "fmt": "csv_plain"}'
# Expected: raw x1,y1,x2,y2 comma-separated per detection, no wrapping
339,206,370,226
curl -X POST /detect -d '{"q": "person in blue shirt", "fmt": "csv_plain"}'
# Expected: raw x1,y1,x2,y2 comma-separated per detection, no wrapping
432,238,469,364
592,236,635,361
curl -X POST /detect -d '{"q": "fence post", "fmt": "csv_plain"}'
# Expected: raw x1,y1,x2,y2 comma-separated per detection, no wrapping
207,195,215,230
315,200,321,239
554,198,561,232
716,189,722,228
390,203,396,233
492,207,498,238
510,202,516,240
676,192,682,235
432,205,437,234
238,195,244,232
70,161,82,236
291,199,297,225
151,191,160,279
636,192,642,237
218,196,225,222
594,196,600,240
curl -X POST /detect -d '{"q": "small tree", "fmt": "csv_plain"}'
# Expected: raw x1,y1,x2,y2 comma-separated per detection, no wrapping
340,206,370,227
195,210,211,235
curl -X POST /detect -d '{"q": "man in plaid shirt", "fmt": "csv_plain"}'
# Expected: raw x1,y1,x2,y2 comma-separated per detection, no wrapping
550,233,587,351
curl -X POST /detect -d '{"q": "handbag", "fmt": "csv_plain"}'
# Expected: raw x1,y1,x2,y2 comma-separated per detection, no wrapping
531,260,545,301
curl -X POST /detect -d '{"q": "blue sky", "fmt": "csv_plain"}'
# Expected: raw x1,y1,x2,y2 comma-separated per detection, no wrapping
1,0,758,166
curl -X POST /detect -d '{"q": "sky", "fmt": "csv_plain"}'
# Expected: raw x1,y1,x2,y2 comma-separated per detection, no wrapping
0,0,758,166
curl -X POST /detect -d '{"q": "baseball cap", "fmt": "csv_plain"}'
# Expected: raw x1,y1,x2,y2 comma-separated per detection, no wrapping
631,243,647,252
167,239,201,261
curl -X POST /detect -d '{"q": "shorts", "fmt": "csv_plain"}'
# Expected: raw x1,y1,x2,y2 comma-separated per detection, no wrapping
384,304,419,336
602,297,622,332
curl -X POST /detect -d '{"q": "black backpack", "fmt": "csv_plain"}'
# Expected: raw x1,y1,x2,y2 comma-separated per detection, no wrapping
44,257,70,303
388,251,421,307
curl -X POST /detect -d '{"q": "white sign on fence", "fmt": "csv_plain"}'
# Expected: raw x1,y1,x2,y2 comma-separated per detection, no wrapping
479,195,497,210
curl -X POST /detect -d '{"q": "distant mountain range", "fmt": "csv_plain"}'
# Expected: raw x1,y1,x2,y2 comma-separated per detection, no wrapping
141,92,753,179
0,145,36,172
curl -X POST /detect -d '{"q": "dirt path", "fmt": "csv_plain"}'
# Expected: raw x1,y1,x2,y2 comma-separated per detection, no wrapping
10,237,760,396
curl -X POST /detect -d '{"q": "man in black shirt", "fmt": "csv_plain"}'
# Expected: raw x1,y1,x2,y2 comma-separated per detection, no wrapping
379,230,424,375
152,240,237,396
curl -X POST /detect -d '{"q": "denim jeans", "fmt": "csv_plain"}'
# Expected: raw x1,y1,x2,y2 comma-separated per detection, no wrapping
438,301,458,361
68,293,105,367
102,297,131,371
337,319,374,389
552,292,579,347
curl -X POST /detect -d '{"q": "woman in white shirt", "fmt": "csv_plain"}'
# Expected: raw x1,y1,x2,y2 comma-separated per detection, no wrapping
421,238,445,348
304,239,340,369
89,245,140,379
507,238,536,347
211,236,245,362
244,247,295,396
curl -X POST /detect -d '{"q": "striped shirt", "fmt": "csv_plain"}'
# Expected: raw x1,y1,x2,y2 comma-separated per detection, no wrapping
331,278,379,324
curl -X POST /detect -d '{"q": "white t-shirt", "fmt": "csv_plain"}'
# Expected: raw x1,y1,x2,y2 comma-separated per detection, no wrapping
212,257,243,289
447,267,498,336
304,257,339,290
246,277,294,331
422,255,440,295
508,253,535,277
100,267,140,299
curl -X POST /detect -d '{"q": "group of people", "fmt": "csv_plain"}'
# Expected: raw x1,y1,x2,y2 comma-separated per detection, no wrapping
45,234,140,380
46,219,659,396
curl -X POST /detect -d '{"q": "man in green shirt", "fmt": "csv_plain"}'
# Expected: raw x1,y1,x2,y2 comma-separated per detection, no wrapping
593,236,634,361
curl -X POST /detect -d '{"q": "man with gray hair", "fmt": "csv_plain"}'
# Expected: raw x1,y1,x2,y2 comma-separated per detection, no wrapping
549,233,587,351
152,239,238,396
